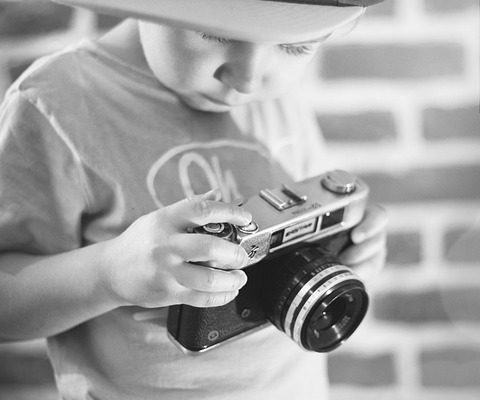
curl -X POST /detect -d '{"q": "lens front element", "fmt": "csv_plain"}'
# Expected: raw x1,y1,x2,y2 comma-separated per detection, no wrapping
263,246,369,352
302,283,367,352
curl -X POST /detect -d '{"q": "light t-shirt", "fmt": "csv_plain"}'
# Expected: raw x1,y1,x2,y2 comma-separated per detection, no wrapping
0,40,330,400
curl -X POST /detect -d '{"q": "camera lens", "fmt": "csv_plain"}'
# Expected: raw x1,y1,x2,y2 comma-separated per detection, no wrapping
311,297,347,331
261,246,369,352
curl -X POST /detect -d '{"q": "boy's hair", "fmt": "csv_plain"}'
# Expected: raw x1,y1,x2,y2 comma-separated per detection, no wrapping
54,0,385,43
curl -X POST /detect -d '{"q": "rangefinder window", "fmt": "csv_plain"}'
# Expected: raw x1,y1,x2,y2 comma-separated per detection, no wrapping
320,208,344,230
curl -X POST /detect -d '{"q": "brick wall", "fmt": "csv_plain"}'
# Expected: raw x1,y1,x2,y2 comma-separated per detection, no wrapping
308,1,480,399
0,1,479,400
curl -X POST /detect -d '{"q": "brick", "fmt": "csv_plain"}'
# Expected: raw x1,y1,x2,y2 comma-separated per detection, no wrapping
328,352,396,386
361,166,480,204
423,105,480,141
444,226,480,264
317,111,397,143
424,0,479,13
421,347,480,388
321,43,464,80
373,288,480,323
386,231,422,265
0,2,72,36
0,352,54,385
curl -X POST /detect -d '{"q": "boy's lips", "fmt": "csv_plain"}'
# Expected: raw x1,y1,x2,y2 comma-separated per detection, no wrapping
202,94,234,107
202,92,254,107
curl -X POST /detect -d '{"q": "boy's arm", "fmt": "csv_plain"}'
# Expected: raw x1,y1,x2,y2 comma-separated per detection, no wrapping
0,92,114,340
0,191,251,341
0,242,118,341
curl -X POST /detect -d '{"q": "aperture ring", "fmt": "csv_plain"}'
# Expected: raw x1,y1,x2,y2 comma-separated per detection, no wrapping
283,265,349,335
283,266,358,347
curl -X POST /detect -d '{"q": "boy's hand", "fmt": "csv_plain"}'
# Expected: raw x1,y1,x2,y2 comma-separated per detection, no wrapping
102,190,251,309
339,204,388,283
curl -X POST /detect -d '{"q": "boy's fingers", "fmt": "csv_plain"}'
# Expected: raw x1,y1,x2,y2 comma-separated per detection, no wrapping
174,263,247,292
168,192,252,229
172,233,249,269
350,248,387,283
176,288,240,308
351,204,388,244
199,188,222,201
340,233,387,265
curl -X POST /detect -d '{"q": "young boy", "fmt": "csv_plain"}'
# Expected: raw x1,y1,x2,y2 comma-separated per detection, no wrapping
0,1,387,399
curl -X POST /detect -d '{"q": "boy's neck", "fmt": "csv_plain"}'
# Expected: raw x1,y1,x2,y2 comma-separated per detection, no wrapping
97,19,150,73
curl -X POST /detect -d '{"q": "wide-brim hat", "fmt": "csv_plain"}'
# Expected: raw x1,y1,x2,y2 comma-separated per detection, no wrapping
54,0,384,43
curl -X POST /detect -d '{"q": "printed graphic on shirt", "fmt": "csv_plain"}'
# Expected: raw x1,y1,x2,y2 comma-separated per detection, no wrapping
146,139,290,208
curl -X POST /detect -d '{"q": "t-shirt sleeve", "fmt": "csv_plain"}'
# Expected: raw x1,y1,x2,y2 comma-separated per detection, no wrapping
0,90,90,255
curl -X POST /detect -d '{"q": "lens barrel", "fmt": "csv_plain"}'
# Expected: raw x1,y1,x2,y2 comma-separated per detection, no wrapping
261,246,369,352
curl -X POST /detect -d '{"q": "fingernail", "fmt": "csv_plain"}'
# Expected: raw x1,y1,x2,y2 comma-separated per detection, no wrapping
240,211,253,224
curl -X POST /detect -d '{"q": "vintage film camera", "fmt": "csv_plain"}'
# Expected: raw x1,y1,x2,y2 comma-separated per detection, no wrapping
167,170,370,354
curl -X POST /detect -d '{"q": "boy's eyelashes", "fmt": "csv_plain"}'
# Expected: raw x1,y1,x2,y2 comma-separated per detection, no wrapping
199,32,231,45
279,43,318,56
198,32,327,56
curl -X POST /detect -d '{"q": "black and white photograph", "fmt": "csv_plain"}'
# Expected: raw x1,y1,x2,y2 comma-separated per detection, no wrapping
0,1,479,399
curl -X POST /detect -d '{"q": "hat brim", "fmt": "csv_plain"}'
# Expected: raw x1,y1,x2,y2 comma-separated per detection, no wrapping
54,0,364,43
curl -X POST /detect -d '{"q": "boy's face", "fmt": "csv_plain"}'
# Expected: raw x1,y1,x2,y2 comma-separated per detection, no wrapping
138,22,327,112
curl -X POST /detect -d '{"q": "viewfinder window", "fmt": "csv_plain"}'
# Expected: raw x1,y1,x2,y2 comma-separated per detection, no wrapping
270,230,284,248
321,208,344,230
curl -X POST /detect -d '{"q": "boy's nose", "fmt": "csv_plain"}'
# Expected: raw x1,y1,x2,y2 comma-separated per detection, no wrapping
214,43,273,94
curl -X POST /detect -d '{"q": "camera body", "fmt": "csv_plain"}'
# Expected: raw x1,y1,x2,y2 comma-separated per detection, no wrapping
167,170,370,354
